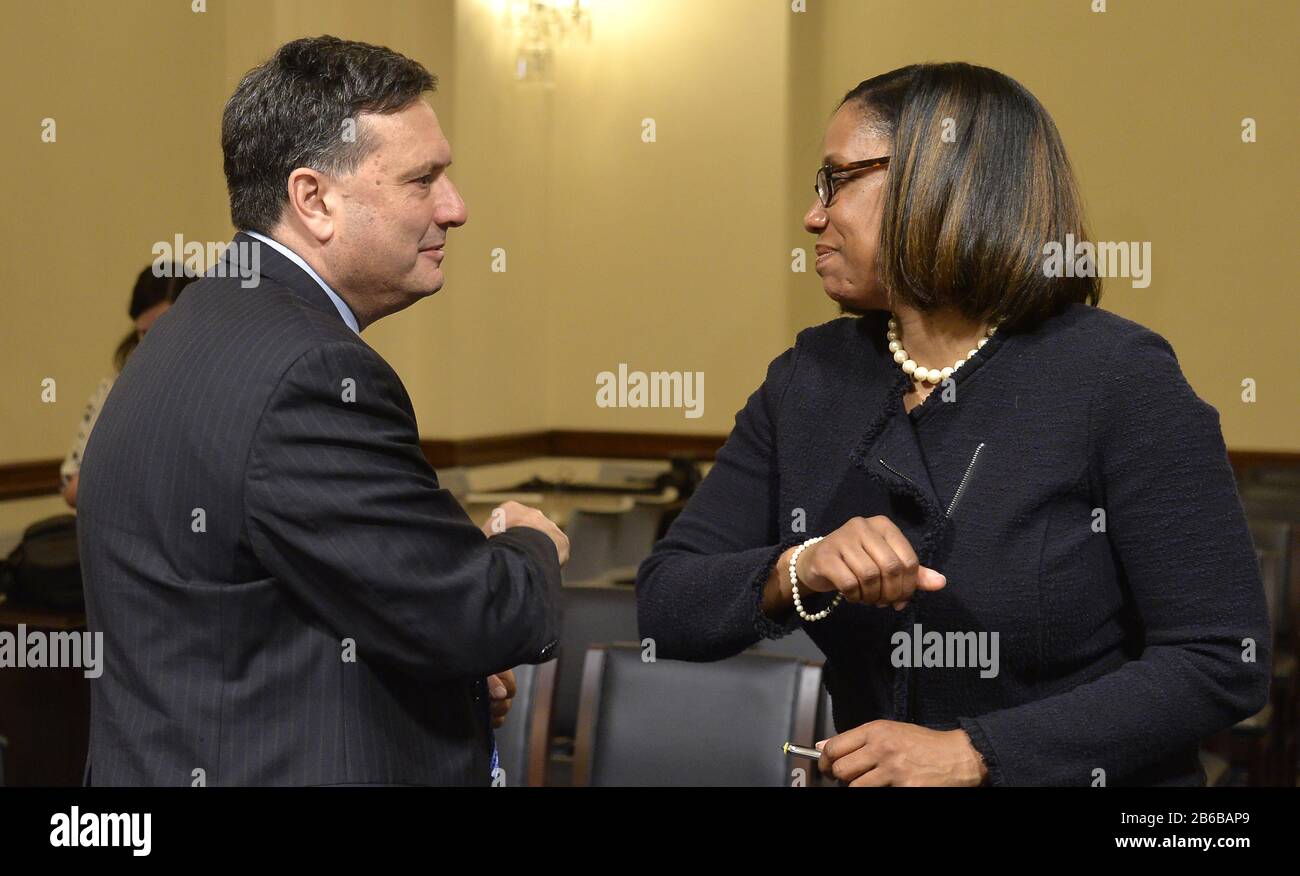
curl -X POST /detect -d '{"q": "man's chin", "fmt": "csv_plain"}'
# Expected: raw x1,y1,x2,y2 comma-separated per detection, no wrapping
411,269,445,298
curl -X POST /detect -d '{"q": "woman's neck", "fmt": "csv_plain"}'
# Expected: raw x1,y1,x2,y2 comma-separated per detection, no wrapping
891,305,992,369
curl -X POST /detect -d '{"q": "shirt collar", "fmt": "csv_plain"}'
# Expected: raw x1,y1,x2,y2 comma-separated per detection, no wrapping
242,230,359,334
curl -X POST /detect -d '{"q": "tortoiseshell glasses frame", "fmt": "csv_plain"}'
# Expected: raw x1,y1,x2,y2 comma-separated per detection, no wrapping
815,155,891,207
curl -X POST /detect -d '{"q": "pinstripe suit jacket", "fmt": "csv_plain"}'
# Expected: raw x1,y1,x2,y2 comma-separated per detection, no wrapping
77,232,561,786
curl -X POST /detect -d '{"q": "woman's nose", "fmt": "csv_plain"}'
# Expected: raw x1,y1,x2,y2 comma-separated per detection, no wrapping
804,197,827,233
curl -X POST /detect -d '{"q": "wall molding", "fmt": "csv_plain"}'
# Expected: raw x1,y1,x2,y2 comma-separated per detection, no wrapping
3,433,1295,502
0,460,65,501
0,430,730,502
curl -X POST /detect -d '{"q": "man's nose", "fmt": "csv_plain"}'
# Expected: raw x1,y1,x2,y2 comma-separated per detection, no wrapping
803,197,827,233
437,176,468,228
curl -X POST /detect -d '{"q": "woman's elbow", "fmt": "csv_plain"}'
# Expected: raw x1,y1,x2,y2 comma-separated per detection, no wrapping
1217,642,1274,725
633,555,693,658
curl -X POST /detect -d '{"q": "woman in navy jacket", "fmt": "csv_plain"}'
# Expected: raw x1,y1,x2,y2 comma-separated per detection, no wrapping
635,63,1271,787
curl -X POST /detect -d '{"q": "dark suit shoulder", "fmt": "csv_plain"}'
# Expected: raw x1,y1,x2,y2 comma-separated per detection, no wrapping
175,271,375,381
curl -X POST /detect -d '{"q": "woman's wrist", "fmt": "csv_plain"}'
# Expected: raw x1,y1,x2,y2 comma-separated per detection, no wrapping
760,544,802,619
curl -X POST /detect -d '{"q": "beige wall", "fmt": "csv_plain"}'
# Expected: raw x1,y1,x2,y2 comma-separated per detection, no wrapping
1,0,1295,467
0,0,232,463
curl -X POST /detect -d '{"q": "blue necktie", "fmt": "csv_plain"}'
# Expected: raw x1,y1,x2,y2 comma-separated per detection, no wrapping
481,678,499,783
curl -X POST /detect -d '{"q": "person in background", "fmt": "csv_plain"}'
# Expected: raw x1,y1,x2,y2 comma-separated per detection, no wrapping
60,265,195,507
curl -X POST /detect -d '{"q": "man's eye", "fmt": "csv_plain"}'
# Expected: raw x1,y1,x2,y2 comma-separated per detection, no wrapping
416,174,435,185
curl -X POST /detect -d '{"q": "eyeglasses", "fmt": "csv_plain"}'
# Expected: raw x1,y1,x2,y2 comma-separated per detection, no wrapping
815,156,891,208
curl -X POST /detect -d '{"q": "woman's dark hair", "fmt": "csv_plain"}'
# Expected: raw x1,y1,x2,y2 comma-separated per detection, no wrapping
840,63,1100,332
112,265,196,373
221,35,437,234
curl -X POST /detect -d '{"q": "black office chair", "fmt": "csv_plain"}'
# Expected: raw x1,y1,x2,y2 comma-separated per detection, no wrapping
1219,544,1289,784
493,660,557,787
573,644,822,786
552,582,640,742
606,502,667,580
563,507,627,583
819,687,835,740
750,628,825,663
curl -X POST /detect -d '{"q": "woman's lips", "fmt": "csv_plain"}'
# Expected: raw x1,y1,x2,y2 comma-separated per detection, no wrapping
815,248,836,270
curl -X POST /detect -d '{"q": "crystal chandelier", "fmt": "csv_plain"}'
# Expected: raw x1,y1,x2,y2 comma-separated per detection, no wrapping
501,0,592,84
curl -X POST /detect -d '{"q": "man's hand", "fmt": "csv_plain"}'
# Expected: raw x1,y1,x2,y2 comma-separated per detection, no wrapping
487,669,516,729
480,500,569,566
817,720,989,787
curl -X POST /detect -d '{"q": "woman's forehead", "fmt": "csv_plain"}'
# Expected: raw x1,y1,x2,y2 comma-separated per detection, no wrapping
824,104,889,159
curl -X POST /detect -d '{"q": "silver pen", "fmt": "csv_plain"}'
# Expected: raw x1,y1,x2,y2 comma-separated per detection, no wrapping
783,741,822,760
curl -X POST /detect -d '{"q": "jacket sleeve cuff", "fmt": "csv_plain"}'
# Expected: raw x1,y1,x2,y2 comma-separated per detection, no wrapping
491,525,563,663
957,716,1005,787
749,540,816,640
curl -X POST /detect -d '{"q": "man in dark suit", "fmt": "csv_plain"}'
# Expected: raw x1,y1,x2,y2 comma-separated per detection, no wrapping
76,35,567,786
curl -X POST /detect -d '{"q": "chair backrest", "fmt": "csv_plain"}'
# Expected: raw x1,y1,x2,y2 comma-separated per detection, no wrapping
750,629,825,663
1249,519,1294,636
563,508,626,583
610,502,665,570
573,644,822,787
596,462,667,488
747,634,838,785
436,467,471,499
492,660,556,787
1241,467,1300,489
1241,487,1300,524
1256,548,1285,646
552,583,640,739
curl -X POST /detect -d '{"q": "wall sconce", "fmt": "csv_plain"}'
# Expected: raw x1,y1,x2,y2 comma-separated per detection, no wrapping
498,0,592,84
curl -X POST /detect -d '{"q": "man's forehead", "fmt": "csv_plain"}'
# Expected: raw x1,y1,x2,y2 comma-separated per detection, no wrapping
358,105,452,171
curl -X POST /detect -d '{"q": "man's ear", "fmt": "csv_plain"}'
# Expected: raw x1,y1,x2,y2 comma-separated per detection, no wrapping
286,167,335,244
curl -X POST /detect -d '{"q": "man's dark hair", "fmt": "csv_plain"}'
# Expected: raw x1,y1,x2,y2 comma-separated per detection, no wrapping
221,35,437,233
839,62,1100,332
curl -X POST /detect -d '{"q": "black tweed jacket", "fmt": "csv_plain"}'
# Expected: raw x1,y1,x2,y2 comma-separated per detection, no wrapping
637,304,1271,786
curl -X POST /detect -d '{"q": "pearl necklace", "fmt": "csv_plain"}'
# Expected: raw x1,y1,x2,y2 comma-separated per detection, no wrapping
887,314,1001,384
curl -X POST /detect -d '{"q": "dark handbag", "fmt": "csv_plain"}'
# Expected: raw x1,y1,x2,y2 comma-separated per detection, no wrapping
0,514,84,612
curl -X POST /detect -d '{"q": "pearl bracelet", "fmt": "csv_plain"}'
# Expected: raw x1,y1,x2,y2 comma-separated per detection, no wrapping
789,536,842,621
